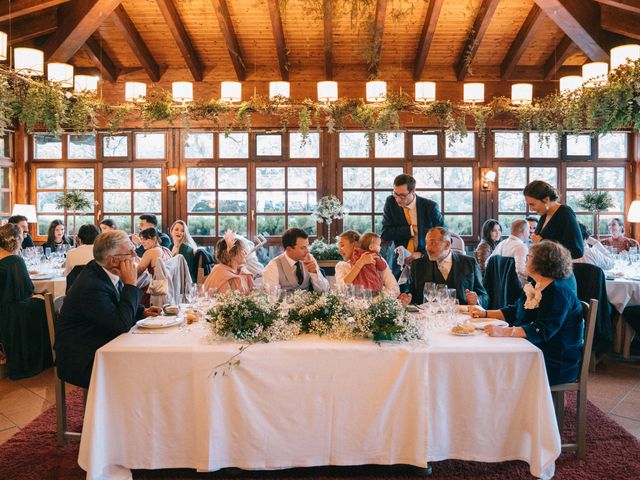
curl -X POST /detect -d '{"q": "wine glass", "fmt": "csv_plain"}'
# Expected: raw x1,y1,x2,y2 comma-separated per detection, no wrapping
185,284,197,304
423,282,435,308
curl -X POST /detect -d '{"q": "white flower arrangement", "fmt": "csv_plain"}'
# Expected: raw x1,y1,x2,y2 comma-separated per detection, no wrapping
312,195,348,224
523,283,543,310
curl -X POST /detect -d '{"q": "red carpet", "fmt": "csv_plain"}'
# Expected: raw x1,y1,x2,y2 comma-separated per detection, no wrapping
1,390,640,479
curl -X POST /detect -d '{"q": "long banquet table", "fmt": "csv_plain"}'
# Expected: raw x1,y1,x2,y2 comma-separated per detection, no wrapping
78,318,561,480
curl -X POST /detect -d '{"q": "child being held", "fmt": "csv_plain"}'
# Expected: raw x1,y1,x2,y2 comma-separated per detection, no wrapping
350,232,387,292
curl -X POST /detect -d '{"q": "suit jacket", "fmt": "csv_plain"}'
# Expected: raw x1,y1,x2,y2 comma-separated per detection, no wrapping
55,260,144,388
407,252,489,308
21,233,35,249
483,255,523,310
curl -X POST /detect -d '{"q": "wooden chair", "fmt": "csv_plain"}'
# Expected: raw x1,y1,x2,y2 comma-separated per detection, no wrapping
550,298,598,459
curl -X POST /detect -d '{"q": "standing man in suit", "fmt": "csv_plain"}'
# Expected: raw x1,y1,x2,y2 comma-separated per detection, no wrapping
399,227,489,307
381,174,445,277
56,230,161,388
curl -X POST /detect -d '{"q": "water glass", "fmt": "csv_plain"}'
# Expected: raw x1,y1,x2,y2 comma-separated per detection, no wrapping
184,284,197,304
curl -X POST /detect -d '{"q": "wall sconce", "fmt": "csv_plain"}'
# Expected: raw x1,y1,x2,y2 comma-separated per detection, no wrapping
481,169,496,191
167,169,179,192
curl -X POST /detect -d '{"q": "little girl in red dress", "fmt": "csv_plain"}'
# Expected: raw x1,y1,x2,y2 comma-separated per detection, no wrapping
349,232,387,292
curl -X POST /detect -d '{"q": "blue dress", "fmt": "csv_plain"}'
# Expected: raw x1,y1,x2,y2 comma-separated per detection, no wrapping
500,278,584,385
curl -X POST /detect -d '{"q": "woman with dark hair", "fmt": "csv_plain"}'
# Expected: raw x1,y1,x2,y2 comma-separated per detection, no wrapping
602,218,639,253
474,219,501,273
136,227,173,276
42,219,71,254
523,180,583,259
469,241,584,385
99,218,118,233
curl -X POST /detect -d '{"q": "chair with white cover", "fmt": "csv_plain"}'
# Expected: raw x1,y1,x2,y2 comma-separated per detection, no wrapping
450,233,466,254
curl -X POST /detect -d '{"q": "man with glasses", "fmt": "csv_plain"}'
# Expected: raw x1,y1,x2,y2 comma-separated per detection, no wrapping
382,174,444,277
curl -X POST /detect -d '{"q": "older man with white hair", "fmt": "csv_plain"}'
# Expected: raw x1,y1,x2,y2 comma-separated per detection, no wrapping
487,219,529,286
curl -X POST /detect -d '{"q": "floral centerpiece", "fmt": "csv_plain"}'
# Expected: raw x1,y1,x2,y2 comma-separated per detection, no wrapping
311,195,348,243
360,295,422,342
55,189,95,238
309,237,342,261
577,190,614,237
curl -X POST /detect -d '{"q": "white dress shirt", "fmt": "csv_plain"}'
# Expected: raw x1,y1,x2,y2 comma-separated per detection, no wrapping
487,235,528,285
436,251,453,280
263,252,330,292
574,239,615,271
101,266,120,290
64,244,95,275
334,260,401,298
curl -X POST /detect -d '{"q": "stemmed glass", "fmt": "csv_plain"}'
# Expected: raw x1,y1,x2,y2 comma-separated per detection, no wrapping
423,282,436,312
184,284,197,305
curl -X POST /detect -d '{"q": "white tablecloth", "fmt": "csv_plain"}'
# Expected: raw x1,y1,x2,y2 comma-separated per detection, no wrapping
78,321,560,480
606,278,640,313
32,275,66,298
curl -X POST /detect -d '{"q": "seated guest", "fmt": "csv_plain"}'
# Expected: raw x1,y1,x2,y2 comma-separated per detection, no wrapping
263,228,329,293
400,226,489,307
7,215,35,249
136,227,173,276
469,241,584,386
601,218,639,253
170,220,198,282
335,230,400,298
131,214,172,256
99,218,118,233
0,224,53,379
42,219,71,254
204,231,254,295
64,224,99,275
474,219,502,274
525,216,538,242
56,230,161,388
349,232,388,293
575,223,614,271
488,219,529,286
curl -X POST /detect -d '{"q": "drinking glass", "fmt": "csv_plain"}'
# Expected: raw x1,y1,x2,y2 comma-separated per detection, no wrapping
185,284,197,304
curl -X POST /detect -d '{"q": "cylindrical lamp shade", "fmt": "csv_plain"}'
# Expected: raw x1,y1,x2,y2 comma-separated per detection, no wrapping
14,47,44,76
221,81,242,102
269,81,290,100
559,75,582,94
74,75,99,93
415,81,436,102
628,200,640,222
11,204,37,222
172,81,193,103
366,81,387,102
317,81,338,102
511,83,532,105
47,63,74,88
0,31,7,61
463,83,484,103
582,62,608,87
611,44,640,70
125,82,146,102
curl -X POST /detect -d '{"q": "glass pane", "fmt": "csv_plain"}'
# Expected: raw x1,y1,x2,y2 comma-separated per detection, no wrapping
103,192,131,213
566,134,591,156
498,214,523,234
37,192,63,212
444,215,472,236
257,215,285,236
218,191,247,213
529,167,557,187
68,134,96,159
103,168,131,189
374,215,384,235
134,168,161,189
219,132,249,158
598,132,627,158
422,191,441,205
375,132,404,158
445,133,475,158
256,134,282,156
103,135,128,157
288,215,316,235
0,167,8,188
342,167,371,188
256,167,285,189
106,215,132,233
606,191,625,212
597,167,625,189
498,167,526,188
187,215,216,236
343,215,372,234
184,132,214,158
133,192,161,212
413,167,441,188
343,191,372,212
494,132,524,158
339,132,369,158
34,134,62,159
374,167,403,189
529,132,558,158
288,191,316,212
219,216,247,236
443,167,472,188
290,132,320,158
444,191,472,212
566,191,585,211
188,192,216,213
135,133,165,158
566,167,594,189
374,191,391,211
413,134,438,156
0,135,9,158
499,191,525,212
187,167,215,189
219,168,246,189
67,168,94,189
288,167,316,188
257,191,285,212
38,215,62,236
36,168,64,189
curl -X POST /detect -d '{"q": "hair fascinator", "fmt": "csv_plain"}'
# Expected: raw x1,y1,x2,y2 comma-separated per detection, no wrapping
223,230,238,250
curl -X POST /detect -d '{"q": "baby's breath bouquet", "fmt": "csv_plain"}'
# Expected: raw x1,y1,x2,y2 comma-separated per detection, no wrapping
361,296,423,342
287,290,363,339
312,195,348,243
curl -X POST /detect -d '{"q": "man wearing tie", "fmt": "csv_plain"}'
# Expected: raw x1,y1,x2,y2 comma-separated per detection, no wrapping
381,174,445,277
263,228,330,293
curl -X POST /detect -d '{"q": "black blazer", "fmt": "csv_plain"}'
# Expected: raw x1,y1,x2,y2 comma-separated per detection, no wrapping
483,255,523,310
407,252,489,308
381,195,444,253
55,260,144,388
21,233,35,249
535,204,584,259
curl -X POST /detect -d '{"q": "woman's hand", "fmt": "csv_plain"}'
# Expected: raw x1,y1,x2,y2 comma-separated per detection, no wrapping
530,233,542,244
356,252,376,268
398,293,412,305
468,305,487,318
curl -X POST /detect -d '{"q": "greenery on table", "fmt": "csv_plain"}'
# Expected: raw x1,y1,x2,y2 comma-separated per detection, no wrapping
309,238,342,260
55,189,95,236
361,295,420,342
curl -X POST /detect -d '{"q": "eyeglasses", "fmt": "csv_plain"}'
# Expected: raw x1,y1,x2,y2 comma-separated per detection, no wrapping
392,191,413,199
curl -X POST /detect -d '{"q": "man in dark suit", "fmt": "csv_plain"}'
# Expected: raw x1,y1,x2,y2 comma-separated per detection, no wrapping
400,226,489,308
8,215,35,249
131,213,172,257
55,230,161,388
381,174,444,277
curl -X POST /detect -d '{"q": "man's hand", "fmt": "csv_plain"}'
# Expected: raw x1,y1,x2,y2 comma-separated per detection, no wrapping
406,252,423,265
398,293,412,305
119,259,138,286
465,288,479,305
468,305,487,318
303,254,318,274
143,306,163,318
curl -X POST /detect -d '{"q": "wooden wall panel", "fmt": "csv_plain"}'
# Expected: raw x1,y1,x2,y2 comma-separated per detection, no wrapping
280,1,324,73
378,0,429,68
517,16,565,65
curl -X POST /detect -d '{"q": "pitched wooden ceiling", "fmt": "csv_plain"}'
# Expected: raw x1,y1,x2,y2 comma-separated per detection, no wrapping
0,0,638,84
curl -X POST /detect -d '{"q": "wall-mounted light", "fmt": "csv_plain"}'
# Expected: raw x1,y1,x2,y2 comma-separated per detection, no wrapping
511,83,532,105
317,81,338,102
582,62,608,87
125,81,146,102
366,81,386,102
167,169,179,192
463,83,484,103
47,63,74,88
481,169,496,191
559,75,582,94
11,204,37,222
415,81,436,103
221,81,241,102
74,75,99,93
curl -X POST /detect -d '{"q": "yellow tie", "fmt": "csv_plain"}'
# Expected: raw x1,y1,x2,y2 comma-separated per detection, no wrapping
403,207,415,253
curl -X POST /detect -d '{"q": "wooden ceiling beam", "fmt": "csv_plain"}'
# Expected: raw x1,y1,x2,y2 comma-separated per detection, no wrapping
501,5,547,79
534,0,609,61
0,0,70,22
82,35,118,82
369,0,388,78
600,4,640,41
267,0,289,81
595,0,640,14
1,8,58,45
543,35,578,80
413,0,444,81
155,0,203,81
323,0,333,80
211,0,246,81
111,5,160,82
455,0,501,81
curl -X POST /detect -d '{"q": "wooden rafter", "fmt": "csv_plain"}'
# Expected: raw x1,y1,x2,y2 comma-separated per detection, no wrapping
600,4,640,41
413,0,444,81
323,0,333,80
544,35,578,80
369,0,388,78
211,0,246,81
456,0,501,81
155,0,203,81
82,35,118,82
1,8,58,45
501,5,546,79
267,0,289,81
111,5,160,82
0,0,70,22
595,0,640,14
534,0,609,61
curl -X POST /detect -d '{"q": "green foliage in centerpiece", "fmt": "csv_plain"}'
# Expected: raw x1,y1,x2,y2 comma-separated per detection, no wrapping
309,238,342,260
287,290,363,338
361,296,421,342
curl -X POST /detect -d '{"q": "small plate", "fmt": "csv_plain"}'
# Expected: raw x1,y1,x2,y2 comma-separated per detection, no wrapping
31,273,54,280
469,319,508,330
450,330,475,336
136,316,181,329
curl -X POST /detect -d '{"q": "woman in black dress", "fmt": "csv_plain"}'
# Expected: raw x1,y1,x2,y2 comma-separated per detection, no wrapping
42,219,72,254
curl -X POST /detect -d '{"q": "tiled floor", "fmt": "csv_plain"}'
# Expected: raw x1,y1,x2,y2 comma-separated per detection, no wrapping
0,358,639,447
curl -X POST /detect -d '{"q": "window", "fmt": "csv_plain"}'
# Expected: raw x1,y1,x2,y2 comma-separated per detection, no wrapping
103,135,128,157
68,134,96,159
494,132,524,158
290,132,320,158
339,132,369,158
184,132,214,159
135,132,165,159
256,134,282,156
412,133,438,156
34,134,62,159
0,133,12,218
529,133,559,158
446,132,475,158
375,132,404,158
564,134,592,159
219,132,248,158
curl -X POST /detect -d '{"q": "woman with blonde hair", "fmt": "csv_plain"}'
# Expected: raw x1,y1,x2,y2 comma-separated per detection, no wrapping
170,220,197,282
204,230,254,295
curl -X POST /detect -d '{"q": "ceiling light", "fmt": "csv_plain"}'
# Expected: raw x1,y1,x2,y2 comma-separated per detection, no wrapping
172,81,193,103
582,62,608,87
610,44,640,70
559,75,582,94
511,83,532,105
366,81,386,102
221,81,241,102
14,47,44,76
269,81,290,100
74,75,99,93
463,83,484,103
47,63,74,88
0,31,7,61
317,81,338,102
415,82,436,102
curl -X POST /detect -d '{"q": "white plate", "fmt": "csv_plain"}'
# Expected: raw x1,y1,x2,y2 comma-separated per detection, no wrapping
136,316,181,329
449,330,475,336
469,319,509,330
31,273,54,280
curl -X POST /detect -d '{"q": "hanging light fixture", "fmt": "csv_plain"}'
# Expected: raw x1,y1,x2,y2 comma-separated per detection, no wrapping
0,31,7,61
559,75,582,94
269,81,290,100
14,47,44,76
415,81,436,103
172,81,193,103
463,83,484,103
47,63,74,88
511,83,532,105
366,81,386,102
74,75,99,93
610,44,640,70
125,81,146,102
220,81,241,102
582,62,608,87
317,81,338,102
